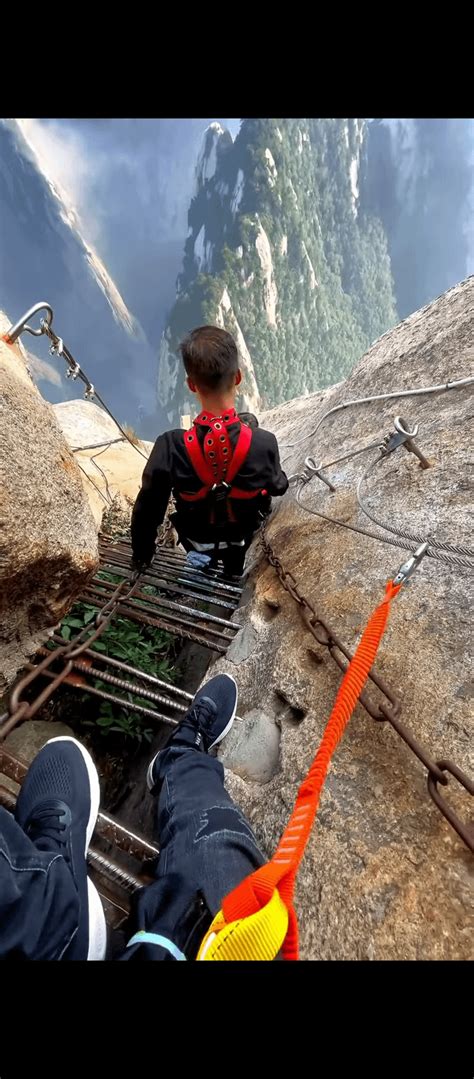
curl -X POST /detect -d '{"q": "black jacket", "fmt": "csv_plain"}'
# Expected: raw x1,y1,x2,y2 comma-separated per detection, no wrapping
131,416,288,564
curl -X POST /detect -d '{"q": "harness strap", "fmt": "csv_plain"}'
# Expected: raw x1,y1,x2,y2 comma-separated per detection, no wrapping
180,413,261,504
179,485,262,503
197,888,288,961
197,579,401,960
183,429,215,487
226,423,252,483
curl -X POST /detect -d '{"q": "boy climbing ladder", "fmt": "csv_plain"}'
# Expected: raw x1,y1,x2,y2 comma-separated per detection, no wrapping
131,326,289,579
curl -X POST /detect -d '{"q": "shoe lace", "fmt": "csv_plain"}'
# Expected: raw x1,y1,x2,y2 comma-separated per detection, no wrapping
187,698,217,731
26,805,68,850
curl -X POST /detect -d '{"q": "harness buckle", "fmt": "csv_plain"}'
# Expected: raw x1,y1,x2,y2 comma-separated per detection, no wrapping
210,482,231,504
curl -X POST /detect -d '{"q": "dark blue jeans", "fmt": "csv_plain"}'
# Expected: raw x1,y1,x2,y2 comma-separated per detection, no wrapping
123,734,265,960
0,737,264,960
0,806,81,960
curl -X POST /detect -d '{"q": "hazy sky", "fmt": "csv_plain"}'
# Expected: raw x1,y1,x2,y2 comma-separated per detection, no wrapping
13,117,474,351
17,118,241,345
17,118,240,235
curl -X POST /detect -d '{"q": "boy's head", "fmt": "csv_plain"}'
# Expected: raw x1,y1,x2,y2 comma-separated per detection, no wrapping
179,325,242,400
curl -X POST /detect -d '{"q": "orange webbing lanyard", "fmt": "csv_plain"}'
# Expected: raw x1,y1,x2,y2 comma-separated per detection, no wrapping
211,579,401,960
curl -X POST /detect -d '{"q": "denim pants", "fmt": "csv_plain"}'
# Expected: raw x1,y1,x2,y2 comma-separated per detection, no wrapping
122,731,265,960
177,531,252,577
0,735,265,961
0,806,81,960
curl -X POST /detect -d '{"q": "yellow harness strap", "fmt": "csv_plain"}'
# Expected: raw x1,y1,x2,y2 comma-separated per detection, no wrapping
197,888,288,961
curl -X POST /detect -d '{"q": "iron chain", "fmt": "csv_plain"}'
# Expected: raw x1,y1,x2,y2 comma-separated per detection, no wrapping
260,520,473,852
0,576,141,740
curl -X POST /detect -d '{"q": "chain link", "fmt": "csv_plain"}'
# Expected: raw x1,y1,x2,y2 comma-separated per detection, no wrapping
260,520,474,852
0,576,141,741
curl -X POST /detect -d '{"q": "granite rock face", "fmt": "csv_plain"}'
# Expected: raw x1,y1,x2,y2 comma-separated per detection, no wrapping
0,315,99,686
214,277,473,959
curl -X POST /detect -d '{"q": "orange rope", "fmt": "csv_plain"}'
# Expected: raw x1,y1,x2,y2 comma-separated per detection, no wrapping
222,578,401,959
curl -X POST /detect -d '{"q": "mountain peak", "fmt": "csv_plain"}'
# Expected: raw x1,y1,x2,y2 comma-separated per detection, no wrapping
195,122,233,191
159,118,398,423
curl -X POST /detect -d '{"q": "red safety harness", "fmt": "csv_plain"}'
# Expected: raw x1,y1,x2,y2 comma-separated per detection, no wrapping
180,408,264,525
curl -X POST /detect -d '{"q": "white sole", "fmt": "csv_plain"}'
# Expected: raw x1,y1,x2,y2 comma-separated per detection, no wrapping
87,878,108,961
45,736,100,851
146,754,160,792
147,675,239,783
208,675,238,750
45,736,106,960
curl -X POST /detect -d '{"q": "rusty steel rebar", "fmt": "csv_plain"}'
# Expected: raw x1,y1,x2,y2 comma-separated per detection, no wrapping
47,637,194,701
80,576,239,631
99,548,242,600
27,659,181,727
99,539,243,595
1,542,241,741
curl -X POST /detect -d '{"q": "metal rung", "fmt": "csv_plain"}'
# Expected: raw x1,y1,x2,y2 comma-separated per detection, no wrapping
97,559,238,610
99,549,243,599
99,536,244,594
27,659,181,726
78,593,236,652
81,578,239,630
39,641,242,727
79,537,243,652
50,638,194,703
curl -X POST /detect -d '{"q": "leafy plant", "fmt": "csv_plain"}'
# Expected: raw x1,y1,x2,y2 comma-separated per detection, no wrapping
90,698,153,744
60,584,176,744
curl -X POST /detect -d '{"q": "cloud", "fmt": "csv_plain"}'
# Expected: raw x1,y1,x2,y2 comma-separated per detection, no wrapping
16,118,100,242
14,119,241,346
26,348,63,387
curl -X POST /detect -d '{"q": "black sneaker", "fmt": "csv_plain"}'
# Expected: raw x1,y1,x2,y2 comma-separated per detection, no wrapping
147,674,238,791
14,736,107,961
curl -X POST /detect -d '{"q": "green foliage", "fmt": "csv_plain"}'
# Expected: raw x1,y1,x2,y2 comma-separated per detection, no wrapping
89,700,153,744
60,577,176,744
162,118,399,419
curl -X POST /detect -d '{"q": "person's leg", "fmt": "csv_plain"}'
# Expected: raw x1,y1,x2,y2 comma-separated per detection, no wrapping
122,675,265,961
152,742,263,913
173,532,195,556
0,737,106,960
221,541,247,578
0,805,81,960
174,528,248,579
173,530,216,571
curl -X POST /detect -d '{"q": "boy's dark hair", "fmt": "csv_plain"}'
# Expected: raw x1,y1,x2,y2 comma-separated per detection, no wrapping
179,326,239,391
